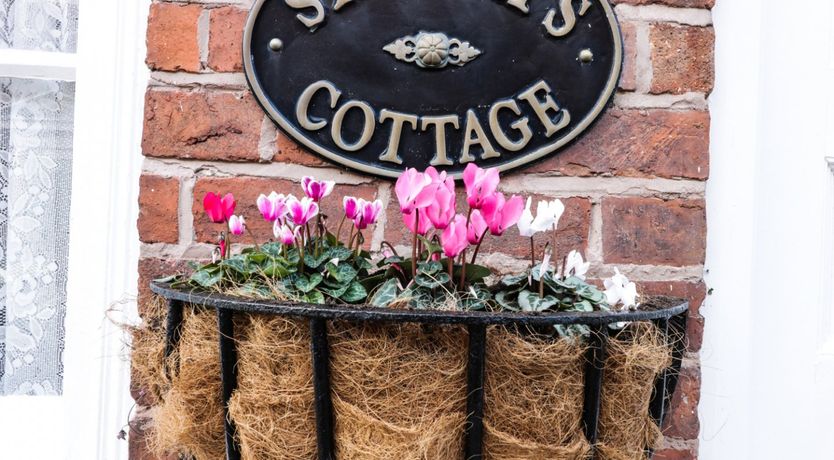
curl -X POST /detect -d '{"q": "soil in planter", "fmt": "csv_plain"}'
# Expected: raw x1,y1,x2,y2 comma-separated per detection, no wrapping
483,326,591,459
598,322,675,460
228,316,317,459
328,322,469,460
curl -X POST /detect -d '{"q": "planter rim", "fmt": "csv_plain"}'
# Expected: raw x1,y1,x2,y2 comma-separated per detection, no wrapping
150,282,688,327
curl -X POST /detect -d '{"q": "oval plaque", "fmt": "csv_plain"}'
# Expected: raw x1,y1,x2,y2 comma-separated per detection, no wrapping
244,0,623,178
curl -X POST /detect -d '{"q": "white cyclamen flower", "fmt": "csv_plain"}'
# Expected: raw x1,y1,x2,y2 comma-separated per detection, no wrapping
603,268,638,309
564,250,590,280
517,198,565,237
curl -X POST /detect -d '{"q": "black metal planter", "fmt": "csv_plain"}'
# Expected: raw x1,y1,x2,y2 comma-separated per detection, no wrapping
151,281,688,460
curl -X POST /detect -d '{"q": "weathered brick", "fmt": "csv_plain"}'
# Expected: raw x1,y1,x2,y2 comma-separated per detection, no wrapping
192,176,380,243
142,89,264,161
639,281,706,352
654,446,698,460
663,362,701,439
384,192,591,262
128,417,178,460
208,6,248,72
613,0,714,8
274,130,329,167
145,3,202,72
619,21,638,92
651,24,715,95
138,175,180,244
602,197,706,266
137,258,191,315
525,109,710,180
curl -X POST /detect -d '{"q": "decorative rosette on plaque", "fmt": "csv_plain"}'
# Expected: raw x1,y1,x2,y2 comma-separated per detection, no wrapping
383,31,482,69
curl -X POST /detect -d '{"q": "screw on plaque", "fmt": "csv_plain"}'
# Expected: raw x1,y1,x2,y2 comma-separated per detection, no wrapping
269,38,284,51
579,48,594,63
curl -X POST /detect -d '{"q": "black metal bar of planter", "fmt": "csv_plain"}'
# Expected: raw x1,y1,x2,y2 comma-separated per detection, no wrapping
311,318,335,460
217,309,241,460
464,324,487,460
151,283,689,328
163,298,184,378
649,318,672,425
583,324,609,458
646,312,688,458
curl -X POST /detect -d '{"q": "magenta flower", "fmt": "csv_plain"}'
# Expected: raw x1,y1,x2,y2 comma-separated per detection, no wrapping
462,163,500,209
481,192,525,236
273,222,298,246
203,192,236,223
441,214,469,258
228,215,246,236
301,176,335,202
395,168,436,214
467,209,488,244
404,208,433,236
286,195,319,226
256,192,289,222
343,196,359,220
425,171,456,230
353,199,383,230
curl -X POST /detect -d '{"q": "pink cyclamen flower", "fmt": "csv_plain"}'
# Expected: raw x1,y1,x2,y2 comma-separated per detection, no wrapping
353,199,383,230
257,192,289,222
395,168,436,214
462,163,500,209
481,192,525,236
424,168,456,230
203,192,236,223
228,215,246,236
404,208,433,236
467,209,488,244
343,196,359,220
273,222,299,246
286,195,319,226
301,176,335,202
441,214,469,258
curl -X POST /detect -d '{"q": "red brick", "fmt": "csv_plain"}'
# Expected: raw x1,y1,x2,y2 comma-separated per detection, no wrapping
619,22,638,92
208,7,248,72
192,176,380,243
128,417,178,460
651,24,715,95
138,175,180,244
639,281,706,352
142,89,264,161
274,130,329,167
663,362,701,439
602,197,706,266
613,0,714,7
524,109,710,180
654,447,698,460
384,191,591,262
137,258,191,316
146,3,202,72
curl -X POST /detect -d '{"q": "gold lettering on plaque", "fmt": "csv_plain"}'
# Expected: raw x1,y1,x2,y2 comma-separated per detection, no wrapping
331,100,376,152
461,109,499,163
284,0,325,29
489,99,533,152
422,115,460,166
518,80,571,137
543,0,592,38
333,0,354,11
505,0,529,14
379,109,419,164
296,80,341,131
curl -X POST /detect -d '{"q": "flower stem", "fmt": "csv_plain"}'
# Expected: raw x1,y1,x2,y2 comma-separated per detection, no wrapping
412,212,420,278
448,257,454,289
459,249,467,290
336,214,346,245
469,230,488,265
530,236,535,269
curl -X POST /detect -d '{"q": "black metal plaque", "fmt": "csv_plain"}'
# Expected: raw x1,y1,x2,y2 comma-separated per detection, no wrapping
244,0,622,178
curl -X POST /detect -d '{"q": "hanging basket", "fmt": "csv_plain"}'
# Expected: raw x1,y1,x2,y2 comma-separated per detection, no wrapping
143,281,687,460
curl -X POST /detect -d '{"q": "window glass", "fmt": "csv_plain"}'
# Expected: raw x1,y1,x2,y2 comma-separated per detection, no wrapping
0,0,79,53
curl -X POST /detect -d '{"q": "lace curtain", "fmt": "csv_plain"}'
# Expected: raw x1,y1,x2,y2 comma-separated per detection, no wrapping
0,0,78,396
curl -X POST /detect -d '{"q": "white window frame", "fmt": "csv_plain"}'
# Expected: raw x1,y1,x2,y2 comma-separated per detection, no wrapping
0,0,149,458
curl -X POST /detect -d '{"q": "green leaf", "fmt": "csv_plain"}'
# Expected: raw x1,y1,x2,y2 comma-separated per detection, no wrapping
262,259,292,278
261,242,284,258
500,274,528,288
379,255,405,267
340,282,367,303
190,267,224,288
415,271,451,289
304,251,332,269
369,278,400,308
457,264,492,282
518,290,559,313
418,261,443,275
321,284,349,299
304,290,325,304
295,273,323,293
247,252,268,265
221,255,251,275
326,262,358,283
329,246,354,261
495,291,520,312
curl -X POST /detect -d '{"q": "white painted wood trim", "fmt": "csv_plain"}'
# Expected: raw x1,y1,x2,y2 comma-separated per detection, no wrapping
0,48,77,81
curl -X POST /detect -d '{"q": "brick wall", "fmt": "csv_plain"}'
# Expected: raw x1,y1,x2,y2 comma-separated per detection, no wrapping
133,0,714,458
